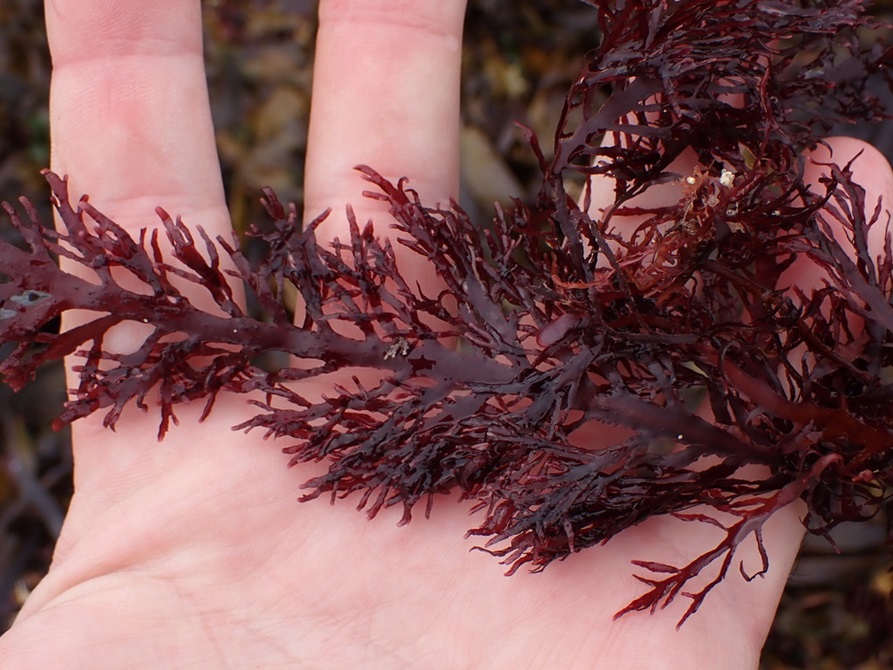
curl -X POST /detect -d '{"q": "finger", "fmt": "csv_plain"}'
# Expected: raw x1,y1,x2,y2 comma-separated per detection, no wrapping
791,137,893,294
303,0,467,266
804,137,893,224
44,2,238,459
45,0,234,304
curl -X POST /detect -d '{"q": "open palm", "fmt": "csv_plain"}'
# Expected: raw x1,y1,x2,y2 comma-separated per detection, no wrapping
2,2,891,668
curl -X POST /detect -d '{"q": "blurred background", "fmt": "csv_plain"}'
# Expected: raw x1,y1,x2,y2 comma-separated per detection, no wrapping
0,1,892,667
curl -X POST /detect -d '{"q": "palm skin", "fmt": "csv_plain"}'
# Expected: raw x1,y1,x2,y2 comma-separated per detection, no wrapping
2,399,804,669
1,1,890,668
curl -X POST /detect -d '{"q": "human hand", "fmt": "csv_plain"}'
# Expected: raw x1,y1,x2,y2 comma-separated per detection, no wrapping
1,2,891,668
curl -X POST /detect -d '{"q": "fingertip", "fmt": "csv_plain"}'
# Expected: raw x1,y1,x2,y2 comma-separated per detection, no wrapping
782,137,893,303
810,136,893,252
804,136,893,206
